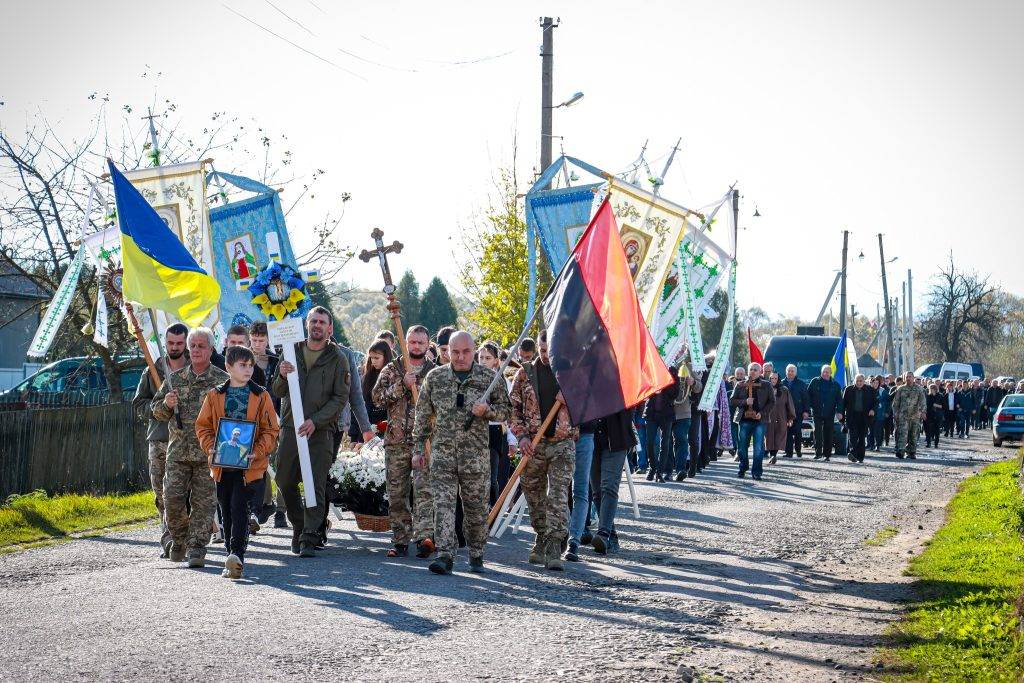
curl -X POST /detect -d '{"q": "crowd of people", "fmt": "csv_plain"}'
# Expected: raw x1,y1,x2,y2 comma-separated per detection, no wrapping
133,307,1018,580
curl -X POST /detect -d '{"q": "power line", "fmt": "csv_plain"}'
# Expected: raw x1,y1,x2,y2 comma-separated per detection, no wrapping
221,4,367,82
265,0,315,36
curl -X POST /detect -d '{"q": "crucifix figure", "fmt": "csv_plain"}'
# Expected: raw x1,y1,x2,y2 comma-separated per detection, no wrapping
359,228,418,402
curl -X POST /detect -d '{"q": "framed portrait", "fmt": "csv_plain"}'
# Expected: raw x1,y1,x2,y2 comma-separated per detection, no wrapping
213,418,257,470
153,204,183,240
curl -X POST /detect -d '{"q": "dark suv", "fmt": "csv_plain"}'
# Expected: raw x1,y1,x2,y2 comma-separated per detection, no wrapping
0,357,146,409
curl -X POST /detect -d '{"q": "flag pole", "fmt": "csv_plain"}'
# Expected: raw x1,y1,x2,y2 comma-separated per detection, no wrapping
487,399,562,528
125,302,161,389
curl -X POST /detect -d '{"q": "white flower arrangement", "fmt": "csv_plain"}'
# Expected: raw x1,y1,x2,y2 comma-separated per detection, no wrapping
329,439,389,515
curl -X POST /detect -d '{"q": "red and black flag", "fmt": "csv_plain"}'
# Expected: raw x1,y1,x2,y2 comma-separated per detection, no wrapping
543,197,674,425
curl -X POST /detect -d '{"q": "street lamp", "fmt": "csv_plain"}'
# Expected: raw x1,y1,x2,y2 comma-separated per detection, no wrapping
553,91,584,108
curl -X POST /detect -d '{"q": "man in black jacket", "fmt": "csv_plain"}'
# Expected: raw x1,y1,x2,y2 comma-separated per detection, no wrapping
841,374,876,463
643,368,680,482
783,364,809,457
729,362,775,480
807,365,843,461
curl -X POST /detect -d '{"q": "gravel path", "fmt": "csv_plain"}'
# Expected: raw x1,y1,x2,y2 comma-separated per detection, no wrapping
0,433,1003,682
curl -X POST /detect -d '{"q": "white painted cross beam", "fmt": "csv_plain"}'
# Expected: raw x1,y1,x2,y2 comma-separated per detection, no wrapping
267,316,317,508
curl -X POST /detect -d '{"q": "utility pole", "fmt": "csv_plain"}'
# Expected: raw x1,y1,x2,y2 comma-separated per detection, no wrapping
143,107,162,167
907,269,914,371
839,229,849,335
877,234,896,374
893,297,901,374
901,281,908,374
539,17,557,185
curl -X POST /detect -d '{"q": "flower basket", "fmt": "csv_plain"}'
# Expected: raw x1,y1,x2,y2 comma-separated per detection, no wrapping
328,441,390,530
353,512,390,532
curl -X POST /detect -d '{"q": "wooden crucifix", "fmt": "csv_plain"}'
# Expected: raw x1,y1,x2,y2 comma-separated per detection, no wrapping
359,228,418,403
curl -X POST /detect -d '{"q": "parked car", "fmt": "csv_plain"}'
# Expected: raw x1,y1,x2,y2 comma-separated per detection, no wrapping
0,356,145,409
992,393,1024,447
914,362,975,382
763,335,857,455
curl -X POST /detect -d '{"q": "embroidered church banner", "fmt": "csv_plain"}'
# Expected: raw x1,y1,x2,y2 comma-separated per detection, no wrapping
526,183,601,274
208,172,299,328
605,179,693,324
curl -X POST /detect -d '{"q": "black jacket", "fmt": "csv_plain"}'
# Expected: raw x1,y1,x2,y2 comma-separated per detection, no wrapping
593,408,638,453
213,350,267,388
925,393,946,422
842,384,877,419
783,376,809,416
807,376,843,418
643,368,680,422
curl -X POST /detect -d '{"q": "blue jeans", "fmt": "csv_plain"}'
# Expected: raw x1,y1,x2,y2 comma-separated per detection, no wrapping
737,421,766,478
634,419,648,470
730,421,740,452
568,433,594,545
596,449,627,537
672,418,691,471
644,417,673,476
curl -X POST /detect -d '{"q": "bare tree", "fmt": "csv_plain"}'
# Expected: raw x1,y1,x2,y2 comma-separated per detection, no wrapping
917,258,1002,362
0,92,353,398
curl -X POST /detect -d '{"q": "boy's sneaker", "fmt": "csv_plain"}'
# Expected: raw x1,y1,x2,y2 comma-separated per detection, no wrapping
225,554,243,580
169,543,186,563
249,516,260,534
273,512,288,529
429,556,454,575
468,556,485,573
564,542,580,562
186,549,205,568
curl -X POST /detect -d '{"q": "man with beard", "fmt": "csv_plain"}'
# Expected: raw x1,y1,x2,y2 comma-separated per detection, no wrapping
373,325,437,559
132,323,189,557
272,306,351,557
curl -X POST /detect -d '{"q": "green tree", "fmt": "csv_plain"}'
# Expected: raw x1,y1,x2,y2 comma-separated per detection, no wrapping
419,277,459,335
306,280,350,346
458,168,530,346
395,270,421,330
700,288,746,368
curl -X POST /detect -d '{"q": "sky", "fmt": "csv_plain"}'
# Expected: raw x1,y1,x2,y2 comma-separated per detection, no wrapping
2,0,1023,323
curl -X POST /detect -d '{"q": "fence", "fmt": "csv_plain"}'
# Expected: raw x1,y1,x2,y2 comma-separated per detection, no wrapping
0,399,148,500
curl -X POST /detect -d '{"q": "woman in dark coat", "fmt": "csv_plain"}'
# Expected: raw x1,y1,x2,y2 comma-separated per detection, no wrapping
766,371,796,464
348,339,392,443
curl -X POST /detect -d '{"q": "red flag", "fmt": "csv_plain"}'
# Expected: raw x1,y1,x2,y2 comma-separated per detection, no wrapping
747,327,764,364
543,198,673,424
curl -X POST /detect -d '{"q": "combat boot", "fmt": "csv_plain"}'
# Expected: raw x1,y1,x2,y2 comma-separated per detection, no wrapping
186,548,205,568
529,533,546,564
169,543,186,563
544,536,564,571
429,555,454,575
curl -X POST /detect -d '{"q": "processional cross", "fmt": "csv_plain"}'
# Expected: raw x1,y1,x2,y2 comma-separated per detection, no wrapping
359,228,418,402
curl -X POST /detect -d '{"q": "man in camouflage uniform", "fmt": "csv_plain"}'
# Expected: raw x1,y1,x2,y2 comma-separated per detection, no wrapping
372,324,436,558
413,331,510,575
151,327,228,567
509,329,576,571
891,371,926,460
132,323,189,558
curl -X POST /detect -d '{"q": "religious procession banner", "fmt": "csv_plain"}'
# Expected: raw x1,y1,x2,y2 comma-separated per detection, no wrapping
81,225,165,358
124,161,222,340
605,178,695,324
208,172,300,328
526,183,602,274
698,262,737,413
654,193,732,362
26,248,85,359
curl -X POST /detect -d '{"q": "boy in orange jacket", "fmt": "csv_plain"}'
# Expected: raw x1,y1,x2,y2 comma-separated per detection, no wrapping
196,346,279,579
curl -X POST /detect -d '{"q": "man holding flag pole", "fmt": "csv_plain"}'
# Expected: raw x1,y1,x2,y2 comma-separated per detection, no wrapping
107,159,224,567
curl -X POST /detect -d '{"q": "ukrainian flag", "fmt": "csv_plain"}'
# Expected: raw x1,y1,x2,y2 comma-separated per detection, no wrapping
108,160,220,326
830,330,849,386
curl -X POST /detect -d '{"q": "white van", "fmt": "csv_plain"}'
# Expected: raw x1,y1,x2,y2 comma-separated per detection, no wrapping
915,362,974,381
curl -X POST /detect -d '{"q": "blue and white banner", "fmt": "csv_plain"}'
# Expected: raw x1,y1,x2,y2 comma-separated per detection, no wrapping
208,172,300,329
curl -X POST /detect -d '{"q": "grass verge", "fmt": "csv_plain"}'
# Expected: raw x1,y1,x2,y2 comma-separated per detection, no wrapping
0,490,157,549
882,457,1024,681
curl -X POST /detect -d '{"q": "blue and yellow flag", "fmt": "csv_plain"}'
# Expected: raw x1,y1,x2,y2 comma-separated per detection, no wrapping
830,330,849,386
108,160,220,326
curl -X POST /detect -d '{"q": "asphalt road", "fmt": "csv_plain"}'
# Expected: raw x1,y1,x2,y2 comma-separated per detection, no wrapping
0,432,1004,682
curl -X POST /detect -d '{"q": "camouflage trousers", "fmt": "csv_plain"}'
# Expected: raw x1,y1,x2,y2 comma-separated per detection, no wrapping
148,441,171,549
430,447,490,560
521,438,576,542
163,459,216,553
385,444,434,545
895,416,920,455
